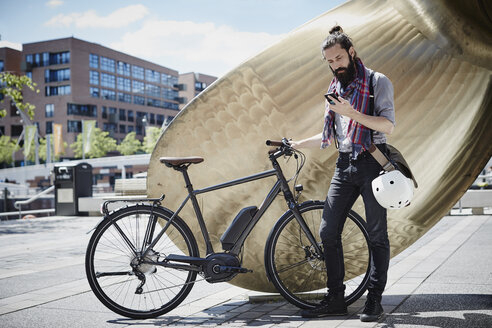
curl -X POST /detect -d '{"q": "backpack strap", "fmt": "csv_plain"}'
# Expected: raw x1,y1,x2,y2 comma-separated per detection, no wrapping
368,71,375,143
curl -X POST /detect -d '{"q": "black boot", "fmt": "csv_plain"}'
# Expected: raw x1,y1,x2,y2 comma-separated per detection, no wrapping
301,292,347,318
360,295,384,322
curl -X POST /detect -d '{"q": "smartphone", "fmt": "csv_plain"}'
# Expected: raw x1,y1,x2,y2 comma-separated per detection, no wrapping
324,92,339,105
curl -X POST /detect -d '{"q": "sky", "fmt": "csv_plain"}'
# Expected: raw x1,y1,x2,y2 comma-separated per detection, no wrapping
0,0,346,77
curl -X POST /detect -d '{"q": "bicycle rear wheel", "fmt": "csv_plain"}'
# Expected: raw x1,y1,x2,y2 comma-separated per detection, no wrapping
265,200,372,309
85,204,199,319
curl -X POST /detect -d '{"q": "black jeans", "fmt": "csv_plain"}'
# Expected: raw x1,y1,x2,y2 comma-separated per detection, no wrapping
319,149,390,299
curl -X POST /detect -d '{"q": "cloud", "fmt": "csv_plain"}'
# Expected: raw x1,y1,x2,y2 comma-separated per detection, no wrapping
110,20,285,76
46,0,63,7
44,4,149,28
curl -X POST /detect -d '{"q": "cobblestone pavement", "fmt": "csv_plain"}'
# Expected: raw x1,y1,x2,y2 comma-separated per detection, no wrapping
0,214,491,327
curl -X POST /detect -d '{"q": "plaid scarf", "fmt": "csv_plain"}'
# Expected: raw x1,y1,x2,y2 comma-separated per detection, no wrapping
321,58,372,155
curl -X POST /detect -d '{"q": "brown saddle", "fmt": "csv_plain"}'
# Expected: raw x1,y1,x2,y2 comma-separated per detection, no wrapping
160,156,204,168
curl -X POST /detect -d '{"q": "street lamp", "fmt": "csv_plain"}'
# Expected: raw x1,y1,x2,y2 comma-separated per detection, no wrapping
141,115,147,136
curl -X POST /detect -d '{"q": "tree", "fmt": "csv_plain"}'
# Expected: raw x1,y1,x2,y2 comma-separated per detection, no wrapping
0,136,19,165
142,127,162,153
0,72,39,119
71,127,117,158
117,132,142,155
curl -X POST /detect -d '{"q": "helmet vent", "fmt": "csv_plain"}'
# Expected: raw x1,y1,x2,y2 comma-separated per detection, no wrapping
390,180,394,184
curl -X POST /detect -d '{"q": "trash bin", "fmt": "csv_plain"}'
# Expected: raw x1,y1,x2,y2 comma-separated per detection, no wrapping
54,162,92,215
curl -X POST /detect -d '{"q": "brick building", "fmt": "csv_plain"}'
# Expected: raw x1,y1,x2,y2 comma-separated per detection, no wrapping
178,72,217,109
0,37,217,161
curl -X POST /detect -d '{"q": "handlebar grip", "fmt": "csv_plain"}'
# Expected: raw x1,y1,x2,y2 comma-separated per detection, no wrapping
266,140,283,147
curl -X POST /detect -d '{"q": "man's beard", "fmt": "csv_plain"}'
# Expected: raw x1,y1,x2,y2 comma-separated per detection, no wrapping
332,55,357,88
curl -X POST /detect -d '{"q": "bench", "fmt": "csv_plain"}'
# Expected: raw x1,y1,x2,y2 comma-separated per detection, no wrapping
452,190,492,215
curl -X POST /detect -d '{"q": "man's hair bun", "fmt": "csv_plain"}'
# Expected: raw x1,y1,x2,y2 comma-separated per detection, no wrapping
329,25,343,34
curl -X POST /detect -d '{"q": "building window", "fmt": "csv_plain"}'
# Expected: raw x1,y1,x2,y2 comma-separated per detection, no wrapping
132,65,144,80
147,98,162,108
162,88,178,101
67,120,82,133
45,104,54,117
100,56,115,73
0,126,4,135
25,55,33,66
101,73,115,89
102,106,107,119
128,110,134,122
67,103,97,117
161,73,178,87
146,84,161,98
132,80,144,94
133,95,145,105
90,71,99,85
103,123,117,132
49,51,70,65
101,89,116,101
42,52,49,66
127,125,134,133
11,125,23,137
119,109,126,121
34,53,41,67
45,85,71,96
0,60,4,72
195,81,207,92
119,124,126,134
46,121,53,134
145,69,160,83
90,87,99,98
166,116,174,125
149,113,155,124
89,54,99,68
136,111,146,120
156,114,164,126
136,125,143,136
26,72,32,79
118,92,131,103
117,77,131,91
117,61,131,76
45,68,70,82
163,101,179,110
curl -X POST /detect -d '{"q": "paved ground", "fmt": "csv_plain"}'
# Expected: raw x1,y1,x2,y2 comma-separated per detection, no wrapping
0,213,491,327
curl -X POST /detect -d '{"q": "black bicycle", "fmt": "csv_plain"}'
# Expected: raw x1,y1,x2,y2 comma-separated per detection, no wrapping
85,139,372,319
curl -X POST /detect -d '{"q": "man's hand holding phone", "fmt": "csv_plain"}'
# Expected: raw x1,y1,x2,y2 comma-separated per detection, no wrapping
324,92,340,105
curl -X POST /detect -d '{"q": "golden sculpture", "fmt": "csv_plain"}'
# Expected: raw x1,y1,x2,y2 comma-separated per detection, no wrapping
148,0,492,292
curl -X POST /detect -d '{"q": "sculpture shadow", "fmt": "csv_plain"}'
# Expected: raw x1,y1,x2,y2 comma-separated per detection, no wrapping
381,294,492,328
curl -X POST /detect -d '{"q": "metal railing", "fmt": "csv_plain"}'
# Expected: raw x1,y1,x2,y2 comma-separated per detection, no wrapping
10,185,55,219
0,208,55,219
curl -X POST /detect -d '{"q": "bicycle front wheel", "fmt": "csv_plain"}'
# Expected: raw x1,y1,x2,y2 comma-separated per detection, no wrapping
86,204,199,319
265,200,372,309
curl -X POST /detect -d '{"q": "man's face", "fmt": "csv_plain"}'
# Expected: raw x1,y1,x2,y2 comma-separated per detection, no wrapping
323,43,356,87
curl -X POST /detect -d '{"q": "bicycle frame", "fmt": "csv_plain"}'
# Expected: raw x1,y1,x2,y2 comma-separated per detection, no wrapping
143,151,323,261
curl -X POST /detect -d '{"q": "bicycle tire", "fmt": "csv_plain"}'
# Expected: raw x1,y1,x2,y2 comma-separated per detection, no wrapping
85,204,199,319
265,200,372,309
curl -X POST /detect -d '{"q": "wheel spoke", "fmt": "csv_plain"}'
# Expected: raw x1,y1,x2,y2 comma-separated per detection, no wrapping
86,206,198,319
266,202,372,309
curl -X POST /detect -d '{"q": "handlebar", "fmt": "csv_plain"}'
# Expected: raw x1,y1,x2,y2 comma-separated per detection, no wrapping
266,138,293,156
266,140,284,147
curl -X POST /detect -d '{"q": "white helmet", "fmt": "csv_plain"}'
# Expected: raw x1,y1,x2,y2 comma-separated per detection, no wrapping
372,170,414,209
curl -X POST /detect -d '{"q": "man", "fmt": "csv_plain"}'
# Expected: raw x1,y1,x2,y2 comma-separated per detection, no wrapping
291,26,395,322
